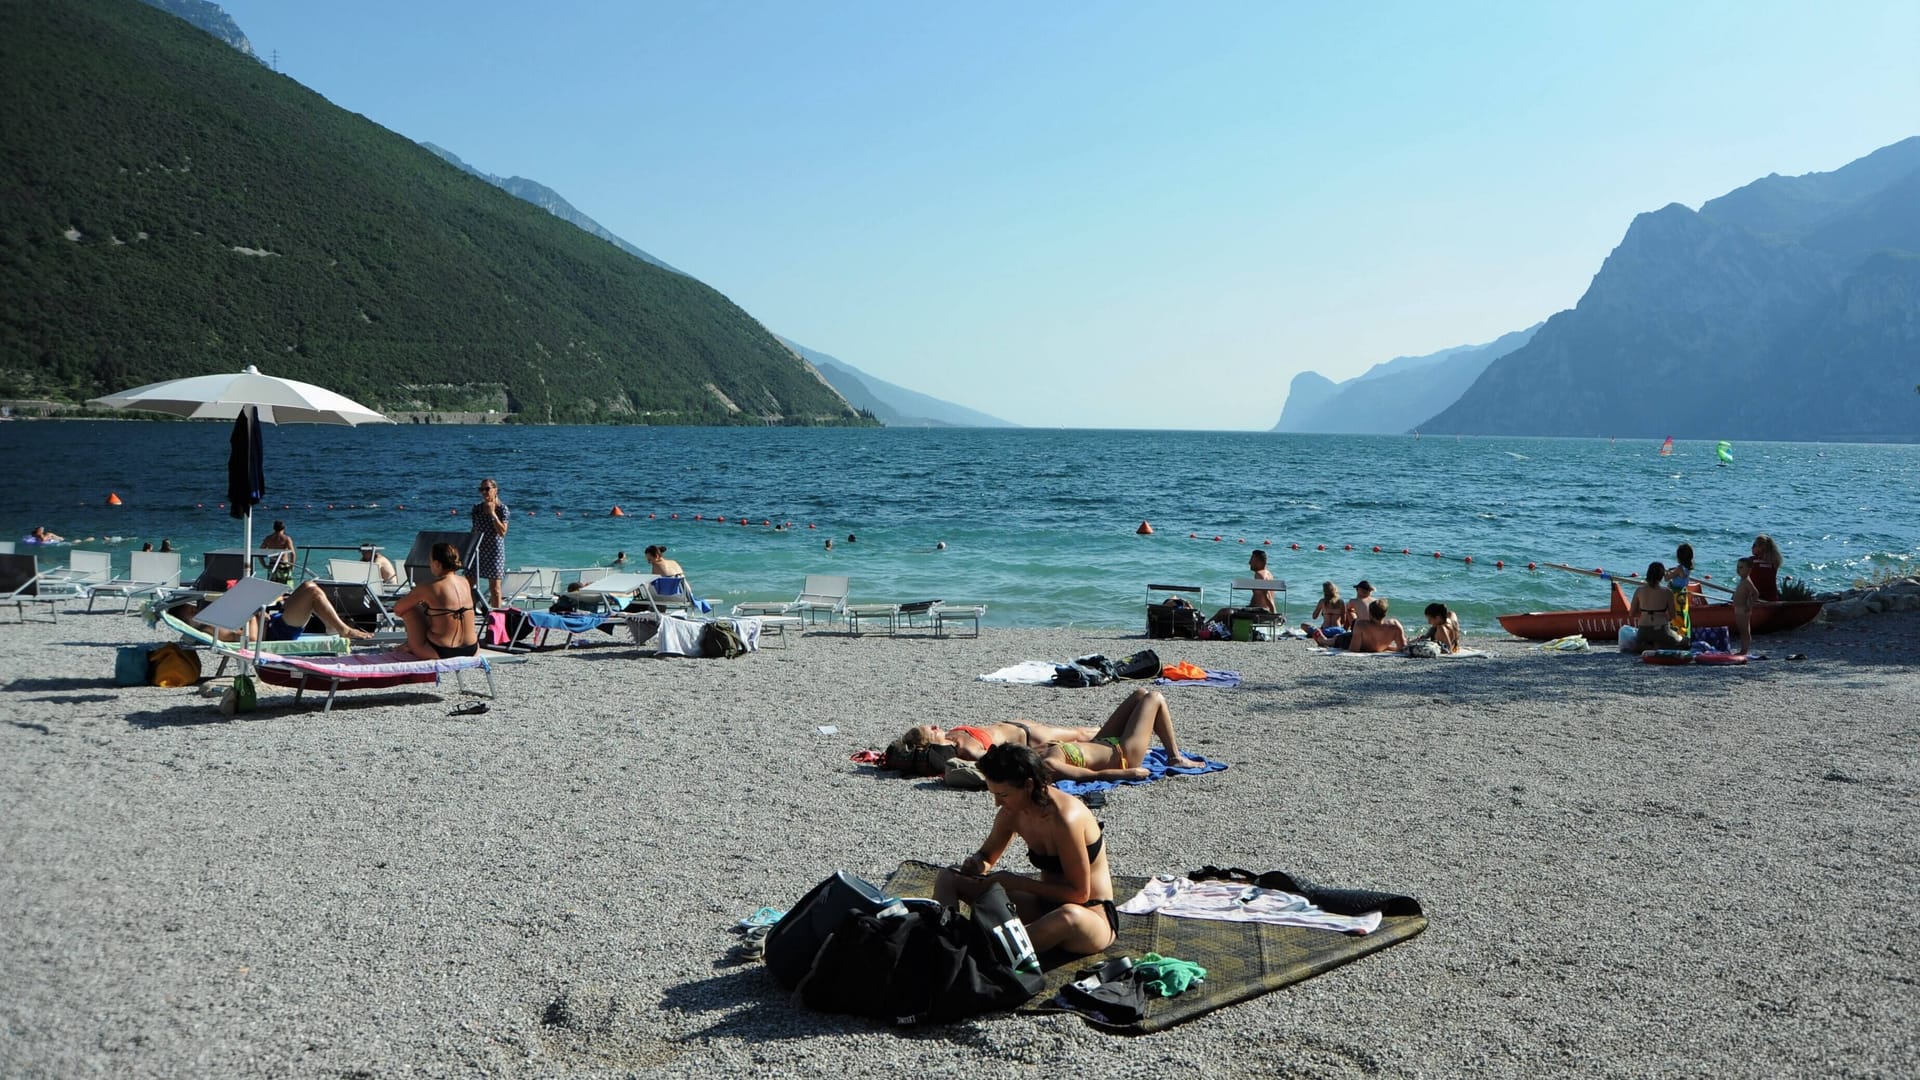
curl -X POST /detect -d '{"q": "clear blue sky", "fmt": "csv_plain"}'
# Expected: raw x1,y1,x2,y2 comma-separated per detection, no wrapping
219,0,1918,429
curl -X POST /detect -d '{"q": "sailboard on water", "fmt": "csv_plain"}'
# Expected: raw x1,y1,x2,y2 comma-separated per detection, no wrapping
1659,436,1674,457
1716,440,1733,466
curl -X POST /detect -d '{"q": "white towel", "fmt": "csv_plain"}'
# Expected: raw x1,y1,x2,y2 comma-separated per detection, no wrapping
977,660,1059,684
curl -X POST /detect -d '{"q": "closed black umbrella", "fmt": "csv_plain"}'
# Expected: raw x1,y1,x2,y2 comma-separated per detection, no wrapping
227,405,266,562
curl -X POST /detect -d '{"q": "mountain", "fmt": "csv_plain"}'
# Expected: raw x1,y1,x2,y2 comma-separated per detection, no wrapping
1272,325,1539,434
782,340,1015,427
0,0,867,426
1422,137,1920,441
135,0,255,59
419,143,685,276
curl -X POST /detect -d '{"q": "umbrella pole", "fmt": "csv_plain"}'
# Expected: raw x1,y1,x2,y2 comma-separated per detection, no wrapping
242,508,253,578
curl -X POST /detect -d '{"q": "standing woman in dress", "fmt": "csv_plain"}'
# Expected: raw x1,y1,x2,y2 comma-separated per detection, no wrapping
470,478,510,607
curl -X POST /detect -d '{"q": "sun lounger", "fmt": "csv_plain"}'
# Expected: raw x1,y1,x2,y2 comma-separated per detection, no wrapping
401,530,480,587
934,603,987,638
500,608,616,651
845,599,942,636
1,553,61,623
88,551,183,613
242,648,494,713
38,549,111,600
733,574,850,626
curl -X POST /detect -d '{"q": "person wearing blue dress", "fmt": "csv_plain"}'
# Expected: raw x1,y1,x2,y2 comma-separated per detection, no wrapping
469,478,510,607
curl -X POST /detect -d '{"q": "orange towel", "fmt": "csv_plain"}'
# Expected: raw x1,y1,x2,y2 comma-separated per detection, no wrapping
1160,661,1208,681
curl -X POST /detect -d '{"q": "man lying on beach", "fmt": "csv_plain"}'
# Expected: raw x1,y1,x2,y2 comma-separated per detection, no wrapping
173,584,374,643
1309,599,1407,652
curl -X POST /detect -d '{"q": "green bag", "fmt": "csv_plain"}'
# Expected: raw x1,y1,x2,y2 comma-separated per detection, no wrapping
220,674,259,716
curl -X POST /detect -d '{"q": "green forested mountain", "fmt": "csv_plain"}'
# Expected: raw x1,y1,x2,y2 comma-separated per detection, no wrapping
0,0,867,425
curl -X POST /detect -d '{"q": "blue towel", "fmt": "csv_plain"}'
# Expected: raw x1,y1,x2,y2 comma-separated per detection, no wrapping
1052,747,1229,796
1153,669,1242,688
525,611,606,633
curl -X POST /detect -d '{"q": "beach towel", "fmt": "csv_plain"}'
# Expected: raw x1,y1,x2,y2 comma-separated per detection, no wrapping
1313,645,1489,657
978,660,1060,685
882,860,1425,1033
1051,747,1227,797
1153,666,1241,687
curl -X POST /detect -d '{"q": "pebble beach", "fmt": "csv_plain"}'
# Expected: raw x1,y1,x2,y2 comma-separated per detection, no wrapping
2,606,1915,1079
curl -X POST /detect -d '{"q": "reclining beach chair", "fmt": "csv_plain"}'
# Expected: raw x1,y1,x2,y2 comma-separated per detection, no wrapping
1227,576,1288,640
326,558,382,586
240,647,495,714
88,551,183,613
734,574,850,627
933,603,987,638
38,549,111,600
401,530,481,587
1,553,61,622
845,599,942,636
502,568,554,605
188,551,251,593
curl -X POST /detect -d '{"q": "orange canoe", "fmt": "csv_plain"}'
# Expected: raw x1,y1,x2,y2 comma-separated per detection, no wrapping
1498,582,1823,642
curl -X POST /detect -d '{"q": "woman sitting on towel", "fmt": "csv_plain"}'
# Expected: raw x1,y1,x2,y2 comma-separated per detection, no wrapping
1414,603,1463,653
885,719,1101,775
392,542,479,659
1625,561,1685,654
935,743,1119,956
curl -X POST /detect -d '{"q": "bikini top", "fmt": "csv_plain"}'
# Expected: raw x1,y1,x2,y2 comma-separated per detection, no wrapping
948,725,994,749
1028,826,1105,874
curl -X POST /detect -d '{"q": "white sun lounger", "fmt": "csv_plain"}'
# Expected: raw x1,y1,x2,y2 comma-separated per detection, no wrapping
88,552,184,613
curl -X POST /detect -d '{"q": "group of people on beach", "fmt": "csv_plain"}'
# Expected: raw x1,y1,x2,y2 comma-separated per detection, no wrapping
1624,534,1782,655
1301,579,1461,655
884,688,1203,957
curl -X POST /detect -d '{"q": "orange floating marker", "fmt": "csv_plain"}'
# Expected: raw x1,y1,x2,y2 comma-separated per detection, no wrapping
610,506,625,517
1137,521,1153,535
106,492,122,505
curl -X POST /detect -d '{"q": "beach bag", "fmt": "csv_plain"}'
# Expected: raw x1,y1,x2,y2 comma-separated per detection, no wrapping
114,645,152,686
764,871,895,989
700,620,746,659
1407,640,1442,658
1113,649,1161,680
219,673,258,716
1053,657,1113,688
148,643,202,687
795,883,1043,1024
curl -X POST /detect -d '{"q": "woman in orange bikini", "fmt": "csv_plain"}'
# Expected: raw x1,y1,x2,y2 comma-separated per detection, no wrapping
887,689,1199,781
885,718,1100,774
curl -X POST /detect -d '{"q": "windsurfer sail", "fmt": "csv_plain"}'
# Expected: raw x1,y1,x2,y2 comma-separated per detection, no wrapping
1659,436,1674,457
1716,440,1734,466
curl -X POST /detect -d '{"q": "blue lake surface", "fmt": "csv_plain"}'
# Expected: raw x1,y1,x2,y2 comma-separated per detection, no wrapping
5,422,1916,631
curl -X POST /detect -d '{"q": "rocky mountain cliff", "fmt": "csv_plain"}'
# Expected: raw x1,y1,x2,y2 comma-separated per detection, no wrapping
0,0,866,426
1422,137,1920,441
135,0,255,59
1273,325,1538,434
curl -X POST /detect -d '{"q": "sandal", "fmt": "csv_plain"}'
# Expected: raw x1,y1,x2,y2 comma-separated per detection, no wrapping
449,702,490,716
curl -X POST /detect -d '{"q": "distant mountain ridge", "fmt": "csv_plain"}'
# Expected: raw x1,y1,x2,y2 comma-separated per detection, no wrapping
1423,137,1920,441
1273,325,1540,434
781,340,1016,428
419,143,685,276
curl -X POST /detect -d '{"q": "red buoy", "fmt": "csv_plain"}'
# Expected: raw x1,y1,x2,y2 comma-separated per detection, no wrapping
1495,560,1504,569
1290,542,1299,550
1402,548,1411,555
1344,544,1352,551
1372,545,1381,553
1528,562,1537,570
1463,556,1473,564
1316,544,1325,551
1137,521,1153,535
1433,551,1442,559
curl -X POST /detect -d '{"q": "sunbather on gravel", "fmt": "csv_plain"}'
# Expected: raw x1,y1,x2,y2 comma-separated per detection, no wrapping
885,718,1099,774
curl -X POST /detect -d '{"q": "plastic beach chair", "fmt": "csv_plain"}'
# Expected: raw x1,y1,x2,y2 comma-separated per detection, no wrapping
88,551,182,613
0,553,61,622
39,549,111,599
734,574,850,626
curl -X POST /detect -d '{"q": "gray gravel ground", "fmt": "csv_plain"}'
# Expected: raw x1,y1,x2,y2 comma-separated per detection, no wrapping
1,608,1915,1079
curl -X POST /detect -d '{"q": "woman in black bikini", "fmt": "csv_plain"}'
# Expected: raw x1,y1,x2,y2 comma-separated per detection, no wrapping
1625,560,1684,653
934,744,1119,956
392,542,479,659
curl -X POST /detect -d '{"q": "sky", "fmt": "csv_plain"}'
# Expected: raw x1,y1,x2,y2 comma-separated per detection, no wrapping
216,0,1920,430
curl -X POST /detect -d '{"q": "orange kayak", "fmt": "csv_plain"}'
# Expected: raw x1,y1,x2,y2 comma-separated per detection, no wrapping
1498,582,1823,642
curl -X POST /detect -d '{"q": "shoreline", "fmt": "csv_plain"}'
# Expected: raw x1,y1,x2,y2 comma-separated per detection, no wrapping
2,604,1915,1077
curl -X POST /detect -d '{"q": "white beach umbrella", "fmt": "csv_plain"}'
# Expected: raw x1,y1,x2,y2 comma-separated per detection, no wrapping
90,364,391,426
89,365,392,567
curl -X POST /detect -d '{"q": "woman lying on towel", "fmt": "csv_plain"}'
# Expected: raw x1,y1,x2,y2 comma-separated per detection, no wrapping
935,743,1119,956
391,542,479,659
885,718,1101,775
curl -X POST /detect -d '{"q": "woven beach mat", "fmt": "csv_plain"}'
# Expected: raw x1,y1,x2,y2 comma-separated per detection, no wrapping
884,860,1427,1034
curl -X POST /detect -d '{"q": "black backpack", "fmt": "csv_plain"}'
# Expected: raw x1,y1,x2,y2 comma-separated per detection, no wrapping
700,620,746,659
1113,649,1162,680
793,884,1044,1024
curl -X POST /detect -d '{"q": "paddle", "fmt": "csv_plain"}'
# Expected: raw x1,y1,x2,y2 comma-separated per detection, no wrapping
1538,561,1736,596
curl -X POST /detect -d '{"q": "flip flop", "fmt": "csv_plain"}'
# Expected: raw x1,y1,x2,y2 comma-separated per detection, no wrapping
449,702,490,716
1078,790,1109,809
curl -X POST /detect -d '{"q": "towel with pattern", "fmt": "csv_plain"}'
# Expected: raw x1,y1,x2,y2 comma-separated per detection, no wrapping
1052,746,1228,797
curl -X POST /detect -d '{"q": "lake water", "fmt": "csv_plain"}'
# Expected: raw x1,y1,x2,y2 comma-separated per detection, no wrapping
5,422,1916,632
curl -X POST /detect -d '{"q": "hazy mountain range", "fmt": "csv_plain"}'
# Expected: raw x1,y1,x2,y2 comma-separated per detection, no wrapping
1273,324,1540,434
780,340,1015,428
1281,137,1920,441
